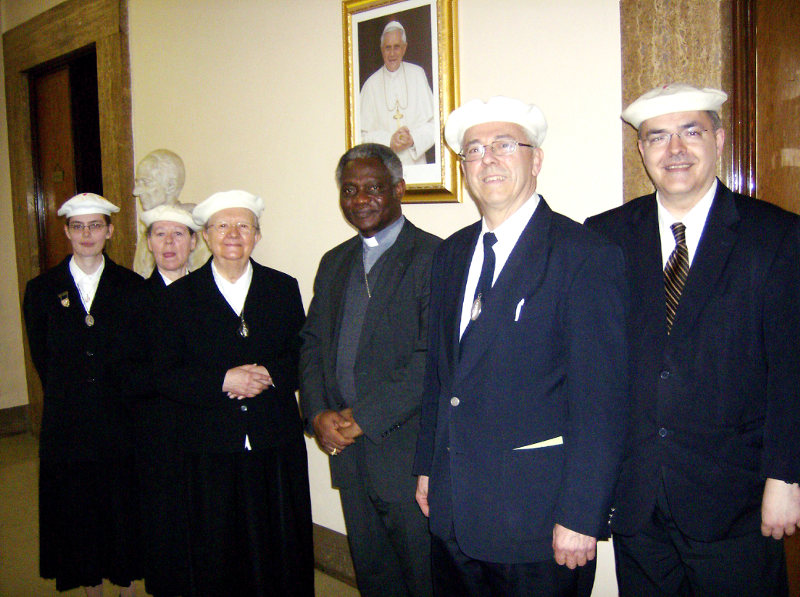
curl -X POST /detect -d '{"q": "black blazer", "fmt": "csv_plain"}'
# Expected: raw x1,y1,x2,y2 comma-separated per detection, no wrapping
23,255,143,462
585,181,800,541
156,259,306,453
413,199,629,563
299,219,440,502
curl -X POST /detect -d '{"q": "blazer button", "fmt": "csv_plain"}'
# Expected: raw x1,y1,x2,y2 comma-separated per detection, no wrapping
658,427,668,437
659,370,670,380
450,397,460,406
241,404,248,412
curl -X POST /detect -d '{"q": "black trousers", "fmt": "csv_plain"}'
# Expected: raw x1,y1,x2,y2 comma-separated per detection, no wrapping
339,468,433,597
613,480,788,596
430,524,596,597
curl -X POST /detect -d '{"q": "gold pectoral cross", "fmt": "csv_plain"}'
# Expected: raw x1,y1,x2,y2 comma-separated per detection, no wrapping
393,100,404,128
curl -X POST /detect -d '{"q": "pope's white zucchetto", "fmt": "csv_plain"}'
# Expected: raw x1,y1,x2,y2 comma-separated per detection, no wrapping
622,83,728,129
444,96,547,155
57,193,120,218
192,190,265,227
141,204,200,231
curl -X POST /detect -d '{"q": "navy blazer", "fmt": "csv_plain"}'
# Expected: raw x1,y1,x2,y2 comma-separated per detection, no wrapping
413,199,629,563
585,181,800,541
299,219,440,502
156,259,306,453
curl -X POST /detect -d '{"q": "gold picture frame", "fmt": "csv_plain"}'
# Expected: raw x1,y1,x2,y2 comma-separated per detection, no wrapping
343,0,460,203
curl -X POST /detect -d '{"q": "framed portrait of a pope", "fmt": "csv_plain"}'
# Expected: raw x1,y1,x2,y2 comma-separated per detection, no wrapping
343,0,460,203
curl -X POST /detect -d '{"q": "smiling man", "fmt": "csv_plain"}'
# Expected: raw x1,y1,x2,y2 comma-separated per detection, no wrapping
300,143,440,596
360,21,436,166
585,83,800,596
412,96,628,596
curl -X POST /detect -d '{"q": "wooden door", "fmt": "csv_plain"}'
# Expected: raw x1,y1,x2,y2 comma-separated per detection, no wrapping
33,66,76,271
32,49,103,273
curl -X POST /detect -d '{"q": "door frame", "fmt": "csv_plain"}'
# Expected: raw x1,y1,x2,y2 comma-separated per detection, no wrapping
3,0,134,434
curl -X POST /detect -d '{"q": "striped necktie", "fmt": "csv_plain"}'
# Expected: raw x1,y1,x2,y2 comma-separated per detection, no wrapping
664,222,688,334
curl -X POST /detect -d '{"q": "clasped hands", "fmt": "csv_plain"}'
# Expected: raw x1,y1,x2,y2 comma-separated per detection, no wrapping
312,408,363,456
390,126,414,153
222,363,273,400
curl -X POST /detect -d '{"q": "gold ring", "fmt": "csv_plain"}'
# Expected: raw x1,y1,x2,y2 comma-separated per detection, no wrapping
331,448,338,456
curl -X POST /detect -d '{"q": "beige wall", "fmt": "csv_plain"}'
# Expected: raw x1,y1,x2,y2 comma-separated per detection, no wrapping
1,1,623,593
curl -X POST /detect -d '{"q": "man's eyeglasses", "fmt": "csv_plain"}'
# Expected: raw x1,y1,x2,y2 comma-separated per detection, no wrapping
207,222,258,236
642,128,709,148
459,140,534,162
68,222,107,233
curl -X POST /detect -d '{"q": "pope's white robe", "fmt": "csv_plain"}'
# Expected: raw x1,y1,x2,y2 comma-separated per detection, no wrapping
360,62,436,165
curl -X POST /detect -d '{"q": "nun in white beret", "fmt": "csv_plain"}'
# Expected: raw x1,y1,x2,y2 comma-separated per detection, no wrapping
23,193,143,595
128,202,201,596
154,190,314,595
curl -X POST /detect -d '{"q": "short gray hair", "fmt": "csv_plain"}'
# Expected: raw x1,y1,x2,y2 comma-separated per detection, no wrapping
335,144,404,188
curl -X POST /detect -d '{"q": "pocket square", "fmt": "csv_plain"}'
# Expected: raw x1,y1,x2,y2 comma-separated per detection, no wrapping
514,299,525,321
513,435,563,450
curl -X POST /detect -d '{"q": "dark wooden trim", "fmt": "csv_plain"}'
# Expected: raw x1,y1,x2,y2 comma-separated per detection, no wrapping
312,523,357,588
3,0,134,434
729,0,757,196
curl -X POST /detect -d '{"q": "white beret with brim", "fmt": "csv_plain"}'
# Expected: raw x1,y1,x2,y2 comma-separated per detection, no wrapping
444,96,547,154
57,193,120,218
622,83,728,129
192,190,265,226
141,204,200,231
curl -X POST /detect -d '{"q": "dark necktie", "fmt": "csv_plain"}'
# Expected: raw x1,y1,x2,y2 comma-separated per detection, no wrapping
474,232,498,302
664,222,689,334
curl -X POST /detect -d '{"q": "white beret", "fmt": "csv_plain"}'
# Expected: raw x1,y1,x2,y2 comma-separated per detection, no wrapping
622,83,728,129
192,190,265,226
141,204,200,231
444,96,547,154
57,193,120,218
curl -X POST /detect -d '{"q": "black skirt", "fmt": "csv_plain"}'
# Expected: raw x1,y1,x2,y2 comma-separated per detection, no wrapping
39,458,142,592
184,438,314,597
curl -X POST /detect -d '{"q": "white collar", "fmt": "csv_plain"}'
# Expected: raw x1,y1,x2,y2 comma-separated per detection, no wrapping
211,260,253,316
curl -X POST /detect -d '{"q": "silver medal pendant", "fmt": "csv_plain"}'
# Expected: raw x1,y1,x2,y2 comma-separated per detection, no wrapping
470,294,482,321
85,313,95,327
238,318,249,338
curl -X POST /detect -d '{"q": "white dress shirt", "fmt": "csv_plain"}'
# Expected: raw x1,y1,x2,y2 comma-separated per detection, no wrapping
459,194,541,338
656,179,717,268
69,256,105,312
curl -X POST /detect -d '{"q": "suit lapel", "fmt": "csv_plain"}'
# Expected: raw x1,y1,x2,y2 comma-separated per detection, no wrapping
456,200,552,381
330,239,361,353
670,182,738,337
625,196,667,342
357,221,416,353
52,258,85,325
445,223,480,370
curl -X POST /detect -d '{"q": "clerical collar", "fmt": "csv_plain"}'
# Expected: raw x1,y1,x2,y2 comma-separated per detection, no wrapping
361,215,405,273
656,179,716,268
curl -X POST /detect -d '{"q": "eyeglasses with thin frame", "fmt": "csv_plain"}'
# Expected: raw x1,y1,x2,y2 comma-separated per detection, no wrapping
206,222,258,236
642,127,709,149
68,222,107,233
459,139,534,162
